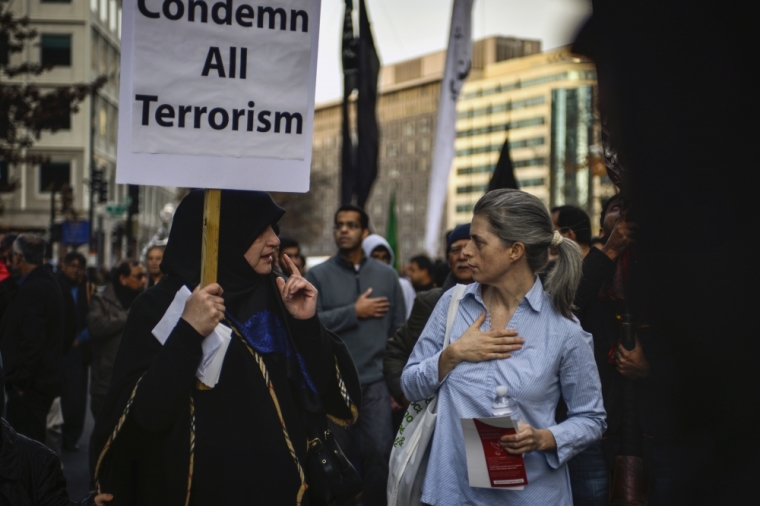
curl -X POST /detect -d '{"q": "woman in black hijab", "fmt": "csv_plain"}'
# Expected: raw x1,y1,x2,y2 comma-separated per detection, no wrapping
90,190,361,506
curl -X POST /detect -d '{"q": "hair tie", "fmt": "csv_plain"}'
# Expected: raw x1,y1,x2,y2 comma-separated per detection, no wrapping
551,230,564,248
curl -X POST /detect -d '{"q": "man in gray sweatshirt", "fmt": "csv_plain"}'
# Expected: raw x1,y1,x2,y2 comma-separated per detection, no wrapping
306,204,406,506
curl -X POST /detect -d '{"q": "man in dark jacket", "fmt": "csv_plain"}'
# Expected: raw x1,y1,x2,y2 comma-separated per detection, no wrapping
0,353,113,506
306,204,406,506
87,259,145,419
0,234,64,443
383,224,473,407
56,252,92,452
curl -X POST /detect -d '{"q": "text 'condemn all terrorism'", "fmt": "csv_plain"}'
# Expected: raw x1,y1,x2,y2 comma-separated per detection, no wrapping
137,0,309,32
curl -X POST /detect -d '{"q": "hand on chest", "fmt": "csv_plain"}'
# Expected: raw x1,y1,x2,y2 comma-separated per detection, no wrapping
448,305,562,405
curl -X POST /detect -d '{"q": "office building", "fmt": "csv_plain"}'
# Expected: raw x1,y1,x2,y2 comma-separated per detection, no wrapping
449,46,614,232
0,0,177,265
306,36,541,262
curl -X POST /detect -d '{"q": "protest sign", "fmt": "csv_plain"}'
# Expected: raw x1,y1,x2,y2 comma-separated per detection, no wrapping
116,0,320,192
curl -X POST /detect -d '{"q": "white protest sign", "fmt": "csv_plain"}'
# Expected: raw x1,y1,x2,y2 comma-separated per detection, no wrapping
116,0,321,192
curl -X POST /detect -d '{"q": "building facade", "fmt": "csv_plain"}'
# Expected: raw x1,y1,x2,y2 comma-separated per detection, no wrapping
306,36,541,263
0,0,177,266
449,47,614,232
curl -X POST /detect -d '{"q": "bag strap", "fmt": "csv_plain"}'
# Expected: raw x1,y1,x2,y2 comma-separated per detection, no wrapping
443,284,467,348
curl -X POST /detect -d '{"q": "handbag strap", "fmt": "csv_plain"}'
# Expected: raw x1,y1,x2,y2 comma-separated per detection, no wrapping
443,284,467,349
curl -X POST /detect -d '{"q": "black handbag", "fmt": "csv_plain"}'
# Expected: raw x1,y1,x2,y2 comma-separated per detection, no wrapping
304,415,363,506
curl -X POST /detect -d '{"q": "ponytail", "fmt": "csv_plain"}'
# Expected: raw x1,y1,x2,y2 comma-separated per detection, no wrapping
544,231,583,318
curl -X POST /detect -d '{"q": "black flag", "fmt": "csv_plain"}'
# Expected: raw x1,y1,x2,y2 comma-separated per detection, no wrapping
340,0,380,208
355,0,380,208
487,134,519,192
340,0,358,205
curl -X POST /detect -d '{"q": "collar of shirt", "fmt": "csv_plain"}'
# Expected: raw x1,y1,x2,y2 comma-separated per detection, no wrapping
17,272,30,285
334,253,367,272
459,276,545,313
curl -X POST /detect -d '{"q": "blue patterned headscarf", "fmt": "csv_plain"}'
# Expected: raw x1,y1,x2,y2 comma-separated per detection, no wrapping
226,310,317,393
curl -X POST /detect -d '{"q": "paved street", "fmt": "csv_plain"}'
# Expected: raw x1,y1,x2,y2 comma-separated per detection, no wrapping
61,404,95,500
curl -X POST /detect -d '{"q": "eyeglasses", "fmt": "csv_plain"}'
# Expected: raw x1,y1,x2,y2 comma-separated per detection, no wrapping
333,221,361,231
131,272,146,280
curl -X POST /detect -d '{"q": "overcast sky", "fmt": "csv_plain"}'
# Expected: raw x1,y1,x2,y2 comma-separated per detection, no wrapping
314,0,592,104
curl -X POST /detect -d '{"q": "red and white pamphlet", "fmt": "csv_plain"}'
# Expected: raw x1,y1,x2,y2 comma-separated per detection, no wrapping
460,416,528,490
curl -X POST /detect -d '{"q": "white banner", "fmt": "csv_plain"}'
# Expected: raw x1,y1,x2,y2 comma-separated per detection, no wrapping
424,0,473,256
116,0,320,192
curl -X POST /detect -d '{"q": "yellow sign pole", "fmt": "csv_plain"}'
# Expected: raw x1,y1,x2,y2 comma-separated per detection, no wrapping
200,189,221,287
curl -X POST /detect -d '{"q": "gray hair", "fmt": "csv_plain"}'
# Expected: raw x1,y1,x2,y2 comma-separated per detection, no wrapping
473,189,582,319
13,233,46,266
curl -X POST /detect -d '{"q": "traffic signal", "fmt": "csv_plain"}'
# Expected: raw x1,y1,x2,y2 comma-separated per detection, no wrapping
128,184,140,215
91,169,107,203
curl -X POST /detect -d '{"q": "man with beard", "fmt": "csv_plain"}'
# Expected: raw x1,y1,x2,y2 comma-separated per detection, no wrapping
56,252,93,452
383,224,473,409
87,259,145,419
306,204,406,506
0,234,64,443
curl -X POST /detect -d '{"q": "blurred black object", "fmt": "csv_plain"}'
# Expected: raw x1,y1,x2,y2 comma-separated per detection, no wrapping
340,0,380,209
573,2,760,504
487,134,519,192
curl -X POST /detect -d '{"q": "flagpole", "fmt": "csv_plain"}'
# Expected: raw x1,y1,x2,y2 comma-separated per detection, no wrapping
424,0,474,257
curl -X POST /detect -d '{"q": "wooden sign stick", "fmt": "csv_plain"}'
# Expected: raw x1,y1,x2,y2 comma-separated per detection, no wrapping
200,189,221,287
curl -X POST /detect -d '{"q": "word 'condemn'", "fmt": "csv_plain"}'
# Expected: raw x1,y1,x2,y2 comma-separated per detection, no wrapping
138,0,309,32
135,95,303,134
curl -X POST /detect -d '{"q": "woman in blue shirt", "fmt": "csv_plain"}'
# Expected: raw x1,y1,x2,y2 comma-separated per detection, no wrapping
402,189,606,505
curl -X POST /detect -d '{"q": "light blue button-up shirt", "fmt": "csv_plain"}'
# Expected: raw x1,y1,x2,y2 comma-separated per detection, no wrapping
401,278,606,506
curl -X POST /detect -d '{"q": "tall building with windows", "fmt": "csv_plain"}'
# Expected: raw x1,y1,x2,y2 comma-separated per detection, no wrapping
449,47,614,231
306,36,541,263
0,0,177,265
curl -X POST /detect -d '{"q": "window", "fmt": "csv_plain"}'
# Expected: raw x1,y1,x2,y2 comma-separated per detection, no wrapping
109,46,118,81
91,31,99,71
42,0,71,3
420,138,430,153
99,103,107,137
0,33,8,65
109,104,118,144
39,162,71,193
100,0,108,22
40,34,72,66
109,0,117,32
99,38,108,75
47,101,71,130
456,203,474,213
405,140,415,155
0,159,9,189
456,184,489,194
403,122,415,136
419,118,430,134
519,178,546,187
91,0,98,12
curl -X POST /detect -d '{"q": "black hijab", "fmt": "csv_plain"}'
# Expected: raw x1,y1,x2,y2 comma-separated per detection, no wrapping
161,190,285,318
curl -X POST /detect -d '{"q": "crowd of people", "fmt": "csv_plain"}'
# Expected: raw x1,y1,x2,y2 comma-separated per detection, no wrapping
0,186,674,506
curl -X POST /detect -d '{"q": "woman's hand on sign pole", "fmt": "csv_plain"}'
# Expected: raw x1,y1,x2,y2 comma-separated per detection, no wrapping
182,284,225,336
276,254,317,320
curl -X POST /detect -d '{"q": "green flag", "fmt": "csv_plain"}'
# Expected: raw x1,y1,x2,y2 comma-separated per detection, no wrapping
386,189,399,271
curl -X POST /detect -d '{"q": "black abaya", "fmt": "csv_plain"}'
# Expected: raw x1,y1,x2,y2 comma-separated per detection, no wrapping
90,191,361,506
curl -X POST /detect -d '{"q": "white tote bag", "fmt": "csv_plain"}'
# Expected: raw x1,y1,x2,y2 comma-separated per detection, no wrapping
387,284,466,506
